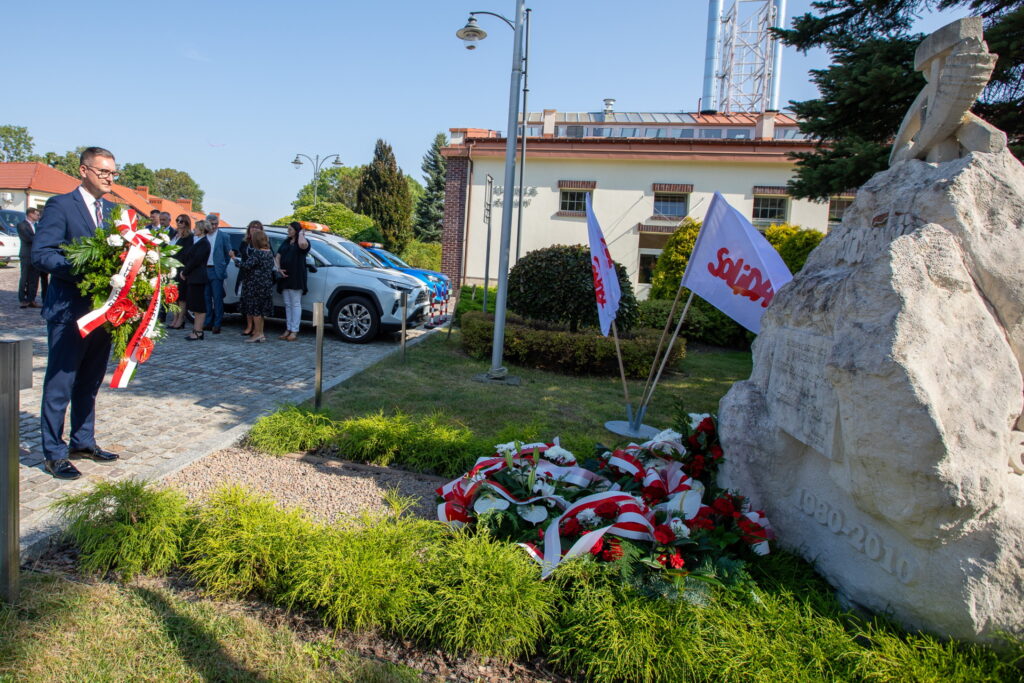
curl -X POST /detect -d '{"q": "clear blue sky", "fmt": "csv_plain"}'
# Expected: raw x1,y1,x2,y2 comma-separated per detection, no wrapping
7,0,961,225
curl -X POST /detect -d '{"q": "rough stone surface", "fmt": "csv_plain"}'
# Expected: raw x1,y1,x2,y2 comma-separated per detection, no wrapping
719,149,1024,643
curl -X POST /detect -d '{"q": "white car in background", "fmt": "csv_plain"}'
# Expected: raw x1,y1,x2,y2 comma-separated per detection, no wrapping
219,226,430,343
0,210,25,264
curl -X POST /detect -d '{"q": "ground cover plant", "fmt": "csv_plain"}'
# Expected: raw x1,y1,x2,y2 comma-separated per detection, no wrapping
42,476,1024,682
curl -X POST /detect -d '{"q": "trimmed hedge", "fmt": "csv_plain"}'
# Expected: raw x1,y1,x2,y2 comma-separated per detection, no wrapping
637,297,752,349
460,311,684,378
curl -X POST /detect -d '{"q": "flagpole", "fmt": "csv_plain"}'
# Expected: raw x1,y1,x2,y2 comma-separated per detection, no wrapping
637,290,695,419
639,283,684,410
610,320,633,422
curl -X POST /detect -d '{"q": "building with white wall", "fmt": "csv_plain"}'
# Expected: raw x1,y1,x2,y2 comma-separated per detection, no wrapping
441,107,850,298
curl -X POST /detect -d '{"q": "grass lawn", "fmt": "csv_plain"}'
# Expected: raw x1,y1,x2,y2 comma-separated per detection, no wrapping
319,330,751,457
0,573,417,683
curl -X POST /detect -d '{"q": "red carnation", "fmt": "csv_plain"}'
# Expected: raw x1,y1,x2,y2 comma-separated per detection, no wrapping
163,284,179,304
712,495,736,517
668,550,686,569
595,500,619,520
687,454,706,478
738,517,769,545
632,470,644,483
560,517,581,537
710,445,724,460
697,417,716,434
589,538,604,556
656,553,668,567
601,538,624,561
653,524,676,545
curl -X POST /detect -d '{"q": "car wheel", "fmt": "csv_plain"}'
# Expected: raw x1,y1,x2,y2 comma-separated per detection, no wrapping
331,295,379,343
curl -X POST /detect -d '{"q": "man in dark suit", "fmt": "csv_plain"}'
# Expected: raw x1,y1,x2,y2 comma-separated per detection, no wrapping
202,213,233,334
32,147,122,480
17,207,47,308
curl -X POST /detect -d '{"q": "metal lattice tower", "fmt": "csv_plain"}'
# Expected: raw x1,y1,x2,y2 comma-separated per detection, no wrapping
703,0,786,114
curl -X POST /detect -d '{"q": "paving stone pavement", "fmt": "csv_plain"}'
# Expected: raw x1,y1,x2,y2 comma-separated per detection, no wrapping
0,264,434,556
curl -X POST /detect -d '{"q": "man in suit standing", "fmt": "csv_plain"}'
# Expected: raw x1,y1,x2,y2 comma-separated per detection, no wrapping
203,212,233,334
32,147,122,480
17,207,47,308
158,211,173,237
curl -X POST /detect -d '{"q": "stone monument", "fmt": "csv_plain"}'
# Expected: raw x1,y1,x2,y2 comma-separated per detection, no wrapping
718,17,1024,643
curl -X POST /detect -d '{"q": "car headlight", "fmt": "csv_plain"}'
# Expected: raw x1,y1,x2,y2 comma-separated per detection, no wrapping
382,279,414,292
426,275,440,283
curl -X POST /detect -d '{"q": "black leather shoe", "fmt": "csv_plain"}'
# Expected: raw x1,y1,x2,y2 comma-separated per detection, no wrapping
45,459,82,480
69,446,120,463
212,326,221,334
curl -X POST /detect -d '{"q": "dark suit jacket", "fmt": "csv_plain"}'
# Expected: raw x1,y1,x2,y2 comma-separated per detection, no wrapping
16,220,35,260
32,189,114,323
182,236,211,285
207,229,232,280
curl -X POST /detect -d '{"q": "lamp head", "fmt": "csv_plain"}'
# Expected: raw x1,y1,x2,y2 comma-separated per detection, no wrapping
331,156,343,166
291,156,303,168
456,16,486,49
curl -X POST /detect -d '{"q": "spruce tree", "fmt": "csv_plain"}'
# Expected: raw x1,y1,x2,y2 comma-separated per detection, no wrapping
413,133,448,242
356,139,413,253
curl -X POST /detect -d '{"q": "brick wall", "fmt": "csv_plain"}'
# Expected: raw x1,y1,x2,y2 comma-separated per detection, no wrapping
441,156,470,287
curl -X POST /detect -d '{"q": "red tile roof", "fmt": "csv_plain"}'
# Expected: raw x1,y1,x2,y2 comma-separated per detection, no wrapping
0,162,229,226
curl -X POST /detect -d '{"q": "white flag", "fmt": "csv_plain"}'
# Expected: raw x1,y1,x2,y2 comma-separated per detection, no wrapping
585,193,621,336
682,192,792,334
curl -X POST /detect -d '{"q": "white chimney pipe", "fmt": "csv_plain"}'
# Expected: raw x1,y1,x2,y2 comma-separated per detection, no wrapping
702,0,723,113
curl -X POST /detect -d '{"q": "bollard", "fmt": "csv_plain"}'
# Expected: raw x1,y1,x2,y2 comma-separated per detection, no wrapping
1,339,32,605
400,292,408,363
313,302,324,410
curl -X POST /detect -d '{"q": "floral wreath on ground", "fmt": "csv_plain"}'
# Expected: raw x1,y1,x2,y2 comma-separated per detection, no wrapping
63,206,182,388
436,413,773,590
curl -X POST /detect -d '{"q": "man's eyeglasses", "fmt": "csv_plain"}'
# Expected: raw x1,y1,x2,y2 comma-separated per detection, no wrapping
83,165,120,181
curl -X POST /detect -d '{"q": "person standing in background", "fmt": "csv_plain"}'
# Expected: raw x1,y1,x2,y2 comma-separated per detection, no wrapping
17,207,46,308
202,213,233,334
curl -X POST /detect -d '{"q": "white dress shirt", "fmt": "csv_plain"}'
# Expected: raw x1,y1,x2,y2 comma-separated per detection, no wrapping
78,186,102,228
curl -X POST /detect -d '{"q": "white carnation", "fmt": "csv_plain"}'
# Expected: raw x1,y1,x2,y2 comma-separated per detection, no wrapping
110,274,126,288
651,429,682,443
544,444,576,465
669,517,690,538
145,251,159,264
494,441,518,456
169,267,178,279
106,234,123,247
577,508,599,528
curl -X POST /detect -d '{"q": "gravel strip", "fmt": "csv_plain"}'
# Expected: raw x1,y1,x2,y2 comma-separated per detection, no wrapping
163,448,447,522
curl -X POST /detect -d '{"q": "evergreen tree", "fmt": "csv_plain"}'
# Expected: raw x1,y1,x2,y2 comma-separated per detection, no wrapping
779,0,1022,200
412,133,447,242
356,139,413,253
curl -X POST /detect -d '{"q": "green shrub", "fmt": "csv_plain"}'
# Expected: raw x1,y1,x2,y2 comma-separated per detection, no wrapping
186,486,315,599
399,240,441,271
52,480,189,580
649,218,702,301
285,514,444,633
274,202,376,239
461,311,684,378
637,297,752,348
408,529,557,660
351,225,385,244
246,405,344,455
335,410,481,477
508,244,639,332
766,223,825,274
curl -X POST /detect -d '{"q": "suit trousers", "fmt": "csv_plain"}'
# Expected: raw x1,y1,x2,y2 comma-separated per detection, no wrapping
40,320,112,461
18,262,47,304
204,269,225,327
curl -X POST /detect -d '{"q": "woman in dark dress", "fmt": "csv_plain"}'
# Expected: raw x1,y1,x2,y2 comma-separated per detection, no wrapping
168,214,193,329
182,220,212,341
274,221,310,342
238,220,265,336
239,230,275,343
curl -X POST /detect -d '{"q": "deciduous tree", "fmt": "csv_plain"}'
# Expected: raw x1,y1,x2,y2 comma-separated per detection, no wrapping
0,125,33,162
118,162,156,190
153,168,204,211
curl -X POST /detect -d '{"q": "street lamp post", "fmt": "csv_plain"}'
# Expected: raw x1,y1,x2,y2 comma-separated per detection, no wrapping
291,153,343,206
456,1,528,381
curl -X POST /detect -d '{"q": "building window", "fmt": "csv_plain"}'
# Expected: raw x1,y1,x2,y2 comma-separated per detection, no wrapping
752,196,788,228
727,129,751,139
560,125,585,138
828,196,853,228
591,127,613,137
676,128,695,138
701,128,722,139
559,190,589,213
653,193,688,219
643,128,667,138
638,251,660,284
618,127,638,137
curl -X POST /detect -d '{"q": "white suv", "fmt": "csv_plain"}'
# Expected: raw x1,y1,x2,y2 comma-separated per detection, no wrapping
219,226,429,343
0,210,24,264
